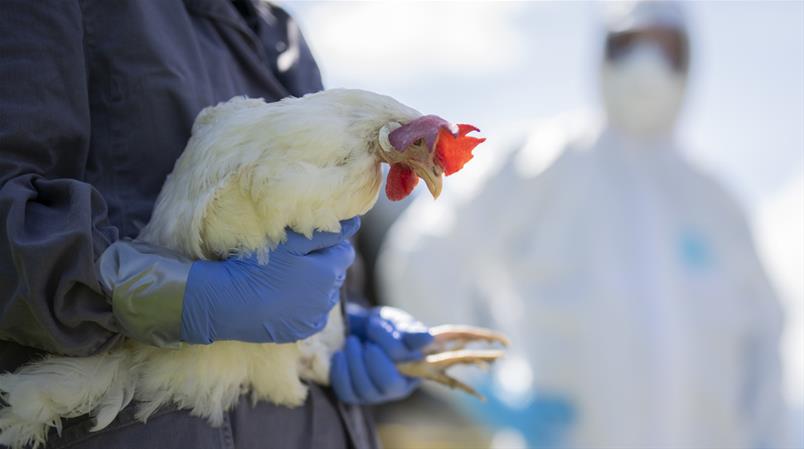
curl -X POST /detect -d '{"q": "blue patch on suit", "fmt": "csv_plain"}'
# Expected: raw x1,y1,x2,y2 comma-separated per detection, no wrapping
678,229,715,271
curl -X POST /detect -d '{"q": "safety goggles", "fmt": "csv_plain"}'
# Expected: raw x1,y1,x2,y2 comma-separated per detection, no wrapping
605,27,689,72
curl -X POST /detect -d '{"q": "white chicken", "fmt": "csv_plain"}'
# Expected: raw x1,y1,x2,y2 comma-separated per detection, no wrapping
0,89,505,449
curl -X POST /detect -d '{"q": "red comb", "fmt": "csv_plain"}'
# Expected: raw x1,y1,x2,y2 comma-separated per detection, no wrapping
435,124,485,176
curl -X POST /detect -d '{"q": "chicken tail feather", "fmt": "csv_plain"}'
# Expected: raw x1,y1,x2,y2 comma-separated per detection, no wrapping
0,351,133,449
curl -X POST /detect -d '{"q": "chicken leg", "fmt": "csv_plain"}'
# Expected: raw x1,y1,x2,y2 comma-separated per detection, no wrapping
396,325,509,400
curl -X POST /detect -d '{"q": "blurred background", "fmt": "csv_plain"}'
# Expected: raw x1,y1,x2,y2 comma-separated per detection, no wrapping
285,1,803,448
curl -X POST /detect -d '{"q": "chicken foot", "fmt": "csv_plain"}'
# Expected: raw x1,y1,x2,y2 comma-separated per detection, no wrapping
396,325,509,400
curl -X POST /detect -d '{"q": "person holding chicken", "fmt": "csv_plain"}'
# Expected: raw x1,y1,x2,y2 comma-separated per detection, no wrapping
0,2,438,448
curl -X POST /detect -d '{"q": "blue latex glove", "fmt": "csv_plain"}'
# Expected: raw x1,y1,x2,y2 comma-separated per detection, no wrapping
180,217,360,344
330,306,434,404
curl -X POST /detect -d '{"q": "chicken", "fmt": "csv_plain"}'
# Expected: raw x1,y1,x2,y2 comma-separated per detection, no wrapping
0,89,506,449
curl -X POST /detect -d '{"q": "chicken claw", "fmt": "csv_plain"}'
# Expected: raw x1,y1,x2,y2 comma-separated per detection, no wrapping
427,325,511,353
396,325,509,400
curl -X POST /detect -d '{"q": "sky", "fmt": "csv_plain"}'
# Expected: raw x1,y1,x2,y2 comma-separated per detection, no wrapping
282,0,804,407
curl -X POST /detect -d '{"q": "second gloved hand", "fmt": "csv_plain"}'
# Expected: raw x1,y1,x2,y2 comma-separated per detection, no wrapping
330,306,434,404
180,217,360,344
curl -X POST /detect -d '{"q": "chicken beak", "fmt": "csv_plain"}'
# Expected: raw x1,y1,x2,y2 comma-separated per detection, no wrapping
411,162,443,199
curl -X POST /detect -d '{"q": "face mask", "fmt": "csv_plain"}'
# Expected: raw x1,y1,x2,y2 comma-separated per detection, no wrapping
600,42,687,137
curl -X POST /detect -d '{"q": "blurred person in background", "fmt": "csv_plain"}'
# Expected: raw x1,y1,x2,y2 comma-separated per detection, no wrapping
378,1,788,448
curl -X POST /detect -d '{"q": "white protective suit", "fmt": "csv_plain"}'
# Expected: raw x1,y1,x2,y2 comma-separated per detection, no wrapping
378,3,787,447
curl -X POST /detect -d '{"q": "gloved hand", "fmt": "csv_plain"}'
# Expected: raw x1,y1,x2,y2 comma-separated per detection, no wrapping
180,217,361,344
330,306,434,404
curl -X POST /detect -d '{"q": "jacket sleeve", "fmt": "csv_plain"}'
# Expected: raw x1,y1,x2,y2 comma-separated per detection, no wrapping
737,222,788,449
0,1,122,356
716,186,789,448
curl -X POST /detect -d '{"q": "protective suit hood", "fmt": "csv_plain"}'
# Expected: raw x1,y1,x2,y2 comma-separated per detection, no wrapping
599,1,690,138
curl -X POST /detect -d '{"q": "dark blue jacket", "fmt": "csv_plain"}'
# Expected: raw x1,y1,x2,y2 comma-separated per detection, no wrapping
0,1,376,447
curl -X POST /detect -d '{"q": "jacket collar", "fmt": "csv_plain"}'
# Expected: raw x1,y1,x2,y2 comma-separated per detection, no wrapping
183,0,260,50
183,0,290,99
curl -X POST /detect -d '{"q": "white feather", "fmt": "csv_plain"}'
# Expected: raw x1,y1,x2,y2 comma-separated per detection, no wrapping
0,89,421,449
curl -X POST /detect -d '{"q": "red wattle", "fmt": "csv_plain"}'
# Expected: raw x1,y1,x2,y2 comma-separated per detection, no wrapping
386,163,419,201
